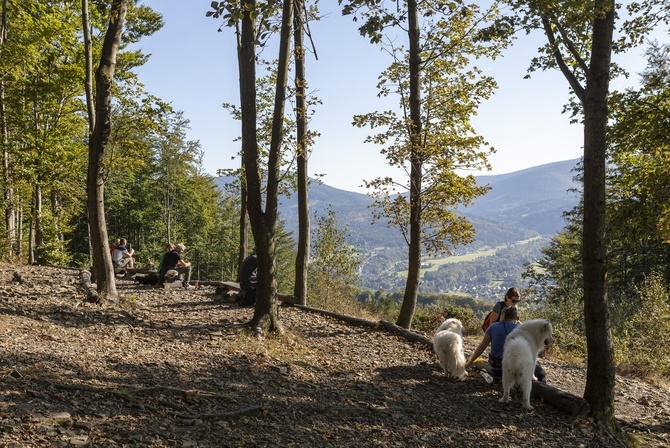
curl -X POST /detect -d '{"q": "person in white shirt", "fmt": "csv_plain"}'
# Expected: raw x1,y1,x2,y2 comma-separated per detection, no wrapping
112,238,135,269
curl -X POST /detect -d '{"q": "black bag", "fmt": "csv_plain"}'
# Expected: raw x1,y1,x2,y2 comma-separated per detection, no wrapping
240,287,256,307
136,273,158,285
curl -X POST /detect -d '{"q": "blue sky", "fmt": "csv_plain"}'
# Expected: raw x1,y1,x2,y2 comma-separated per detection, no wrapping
135,0,651,193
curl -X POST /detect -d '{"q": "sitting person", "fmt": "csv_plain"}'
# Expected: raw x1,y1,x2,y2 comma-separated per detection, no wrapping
110,238,120,256
112,238,134,269
238,247,257,306
156,243,175,275
158,243,192,289
465,306,547,382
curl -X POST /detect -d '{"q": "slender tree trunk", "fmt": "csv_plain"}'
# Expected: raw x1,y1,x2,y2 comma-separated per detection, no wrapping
397,0,422,329
582,0,616,424
82,0,95,268
238,0,264,320
0,0,15,260
16,206,21,257
82,0,95,131
86,0,127,301
237,177,249,281
293,0,309,306
239,0,292,334
28,200,35,265
34,184,44,264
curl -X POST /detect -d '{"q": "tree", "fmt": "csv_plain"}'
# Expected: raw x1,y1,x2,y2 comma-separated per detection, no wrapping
0,0,14,259
293,0,310,306
309,207,361,307
506,0,669,430
341,0,506,328
86,0,129,301
210,0,293,333
607,42,670,290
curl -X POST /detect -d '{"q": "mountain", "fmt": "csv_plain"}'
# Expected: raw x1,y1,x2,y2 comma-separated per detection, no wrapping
467,158,581,235
216,158,581,248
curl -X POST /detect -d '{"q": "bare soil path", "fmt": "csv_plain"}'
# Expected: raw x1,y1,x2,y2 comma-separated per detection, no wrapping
0,265,668,447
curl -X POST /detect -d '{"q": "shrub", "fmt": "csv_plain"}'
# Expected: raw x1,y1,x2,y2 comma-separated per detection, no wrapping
412,299,479,335
614,273,670,379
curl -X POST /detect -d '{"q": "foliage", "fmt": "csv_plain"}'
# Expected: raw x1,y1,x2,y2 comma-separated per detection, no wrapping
606,42,670,296
308,207,362,308
519,44,670,381
353,2,505,257
274,219,297,294
614,273,670,378
411,299,479,335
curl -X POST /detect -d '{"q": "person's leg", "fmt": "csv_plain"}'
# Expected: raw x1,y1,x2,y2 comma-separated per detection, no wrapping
178,265,192,287
534,363,547,383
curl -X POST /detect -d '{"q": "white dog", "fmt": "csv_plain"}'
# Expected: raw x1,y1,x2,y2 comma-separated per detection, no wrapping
499,319,554,410
433,318,467,380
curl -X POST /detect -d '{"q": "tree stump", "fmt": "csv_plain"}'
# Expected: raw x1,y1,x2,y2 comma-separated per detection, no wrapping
80,270,99,303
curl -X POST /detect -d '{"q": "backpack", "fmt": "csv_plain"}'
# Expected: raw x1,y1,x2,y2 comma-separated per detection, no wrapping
482,301,507,332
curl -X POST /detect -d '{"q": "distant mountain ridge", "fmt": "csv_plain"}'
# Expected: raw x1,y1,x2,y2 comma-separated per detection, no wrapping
215,158,582,248
467,158,581,235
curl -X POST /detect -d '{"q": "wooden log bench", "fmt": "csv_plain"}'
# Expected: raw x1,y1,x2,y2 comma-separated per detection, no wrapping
114,266,157,279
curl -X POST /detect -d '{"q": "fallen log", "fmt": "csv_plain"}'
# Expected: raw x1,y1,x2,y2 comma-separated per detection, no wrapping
80,270,99,303
531,381,590,417
218,281,241,291
290,304,379,328
176,405,266,421
379,320,434,349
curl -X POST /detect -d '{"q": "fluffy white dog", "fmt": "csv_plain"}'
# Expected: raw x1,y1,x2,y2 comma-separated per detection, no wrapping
499,319,554,410
433,318,467,380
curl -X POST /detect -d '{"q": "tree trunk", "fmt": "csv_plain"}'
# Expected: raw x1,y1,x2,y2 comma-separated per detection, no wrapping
28,210,35,265
238,0,282,334
34,184,44,264
0,0,15,260
16,206,22,257
293,0,309,306
248,0,293,333
397,0,422,329
86,0,128,302
236,175,249,282
582,0,616,424
81,0,95,131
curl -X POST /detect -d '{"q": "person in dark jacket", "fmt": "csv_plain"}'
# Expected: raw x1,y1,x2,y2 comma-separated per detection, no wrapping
158,243,192,289
239,248,257,305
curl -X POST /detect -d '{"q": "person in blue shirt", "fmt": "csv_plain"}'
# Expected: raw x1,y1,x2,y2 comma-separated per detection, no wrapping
466,306,546,382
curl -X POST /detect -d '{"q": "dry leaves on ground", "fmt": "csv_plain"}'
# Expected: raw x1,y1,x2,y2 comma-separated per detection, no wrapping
0,265,668,447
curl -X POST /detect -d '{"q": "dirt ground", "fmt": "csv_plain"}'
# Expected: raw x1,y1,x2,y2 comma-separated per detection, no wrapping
0,264,669,447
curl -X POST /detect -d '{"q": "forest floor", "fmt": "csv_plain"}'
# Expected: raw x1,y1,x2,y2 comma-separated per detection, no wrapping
0,264,669,447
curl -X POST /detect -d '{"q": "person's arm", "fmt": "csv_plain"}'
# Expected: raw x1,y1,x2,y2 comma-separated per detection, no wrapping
177,259,191,267
489,311,500,325
465,333,491,369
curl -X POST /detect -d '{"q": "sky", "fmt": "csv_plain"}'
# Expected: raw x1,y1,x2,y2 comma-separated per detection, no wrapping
135,1,652,193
